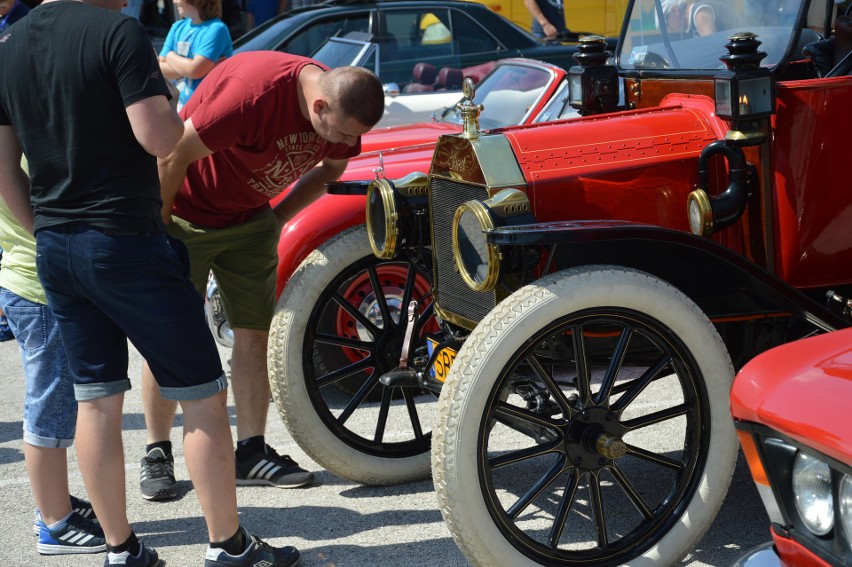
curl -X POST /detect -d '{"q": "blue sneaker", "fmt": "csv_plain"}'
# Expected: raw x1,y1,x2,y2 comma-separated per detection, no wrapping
205,528,300,566
37,512,106,555
104,541,164,567
34,495,98,535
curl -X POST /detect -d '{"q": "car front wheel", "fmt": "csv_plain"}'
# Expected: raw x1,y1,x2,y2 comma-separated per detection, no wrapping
432,265,737,566
269,225,436,485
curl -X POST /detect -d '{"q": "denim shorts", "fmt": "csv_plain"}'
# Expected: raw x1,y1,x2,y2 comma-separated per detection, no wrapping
0,288,76,448
169,210,278,331
35,225,226,402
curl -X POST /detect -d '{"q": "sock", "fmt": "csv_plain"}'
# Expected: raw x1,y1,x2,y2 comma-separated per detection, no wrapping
45,511,73,530
235,436,265,461
146,440,172,456
211,526,247,556
107,531,140,556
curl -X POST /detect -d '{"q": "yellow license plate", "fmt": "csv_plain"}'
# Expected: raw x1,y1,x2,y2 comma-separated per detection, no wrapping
428,338,457,382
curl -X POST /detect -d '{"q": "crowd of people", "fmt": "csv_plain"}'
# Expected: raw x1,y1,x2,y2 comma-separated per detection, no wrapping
0,0,382,564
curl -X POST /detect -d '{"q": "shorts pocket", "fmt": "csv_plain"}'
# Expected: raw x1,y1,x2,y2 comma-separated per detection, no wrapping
2,302,47,353
91,253,155,283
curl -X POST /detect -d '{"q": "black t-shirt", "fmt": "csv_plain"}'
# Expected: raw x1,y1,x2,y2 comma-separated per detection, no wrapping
0,0,171,233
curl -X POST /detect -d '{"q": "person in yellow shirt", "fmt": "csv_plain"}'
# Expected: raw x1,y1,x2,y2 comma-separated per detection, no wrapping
0,159,105,555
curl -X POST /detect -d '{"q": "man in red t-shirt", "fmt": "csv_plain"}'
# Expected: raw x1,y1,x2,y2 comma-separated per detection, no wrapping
138,51,384,501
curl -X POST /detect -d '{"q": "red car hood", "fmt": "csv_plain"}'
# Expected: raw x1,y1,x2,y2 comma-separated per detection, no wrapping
730,328,852,464
361,121,462,154
340,141,439,180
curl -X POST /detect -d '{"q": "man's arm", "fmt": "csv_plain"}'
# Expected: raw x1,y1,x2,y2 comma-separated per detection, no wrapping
159,57,183,81
0,126,33,233
272,157,348,226
126,95,185,158
157,117,213,223
523,0,558,38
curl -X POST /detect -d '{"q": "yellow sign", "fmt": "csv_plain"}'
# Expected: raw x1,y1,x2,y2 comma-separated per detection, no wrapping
428,338,458,382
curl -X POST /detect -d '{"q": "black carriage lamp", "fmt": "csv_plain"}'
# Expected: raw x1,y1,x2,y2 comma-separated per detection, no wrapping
568,35,619,116
714,32,775,143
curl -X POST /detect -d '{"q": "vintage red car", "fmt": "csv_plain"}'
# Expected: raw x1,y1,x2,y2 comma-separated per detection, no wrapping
264,0,852,565
731,327,852,567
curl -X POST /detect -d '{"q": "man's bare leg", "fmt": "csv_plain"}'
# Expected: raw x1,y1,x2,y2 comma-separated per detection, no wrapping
75,393,131,546
231,327,314,488
179,390,239,541
24,445,72,526
230,327,269,441
142,361,178,444
140,361,180,500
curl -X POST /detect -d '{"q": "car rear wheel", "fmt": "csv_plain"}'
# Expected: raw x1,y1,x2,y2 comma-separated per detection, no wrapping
269,225,436,485
432,265,737,566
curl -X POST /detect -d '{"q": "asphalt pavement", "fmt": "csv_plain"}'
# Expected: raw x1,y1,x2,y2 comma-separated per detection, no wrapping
0,338,770,567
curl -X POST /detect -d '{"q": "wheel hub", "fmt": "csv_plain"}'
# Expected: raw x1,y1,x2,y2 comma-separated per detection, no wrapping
562,406,626,471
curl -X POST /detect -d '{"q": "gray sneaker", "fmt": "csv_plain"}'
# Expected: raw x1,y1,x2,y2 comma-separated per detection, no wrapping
140,447,177,500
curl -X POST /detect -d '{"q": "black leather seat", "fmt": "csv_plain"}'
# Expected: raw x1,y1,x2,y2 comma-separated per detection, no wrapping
803,9,852,76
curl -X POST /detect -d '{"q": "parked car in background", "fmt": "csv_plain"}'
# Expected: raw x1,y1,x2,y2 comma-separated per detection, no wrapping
310,33,479,127
265,0,852,565
232,0,611,78
731,327,852,567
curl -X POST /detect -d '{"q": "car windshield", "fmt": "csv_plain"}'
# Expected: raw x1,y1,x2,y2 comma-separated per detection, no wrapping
440,63,554,129
618,0,807,71
311,36,375,69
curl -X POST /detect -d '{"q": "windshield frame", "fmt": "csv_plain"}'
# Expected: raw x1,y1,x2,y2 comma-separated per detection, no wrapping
615,0,819,78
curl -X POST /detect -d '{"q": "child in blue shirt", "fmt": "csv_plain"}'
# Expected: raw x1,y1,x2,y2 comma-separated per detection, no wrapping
159,0,234,111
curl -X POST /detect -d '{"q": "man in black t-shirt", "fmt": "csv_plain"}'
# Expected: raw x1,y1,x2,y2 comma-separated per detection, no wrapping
0,1,299,566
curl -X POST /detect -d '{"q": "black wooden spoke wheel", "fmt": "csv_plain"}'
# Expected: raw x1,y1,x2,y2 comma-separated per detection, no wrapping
269,226,437,485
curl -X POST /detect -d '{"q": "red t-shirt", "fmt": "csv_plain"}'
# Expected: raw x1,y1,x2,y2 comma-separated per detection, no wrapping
172,52,360,228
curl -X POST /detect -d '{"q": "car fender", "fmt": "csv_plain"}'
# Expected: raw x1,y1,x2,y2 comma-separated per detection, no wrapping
487,219,848,333
275,193,365,297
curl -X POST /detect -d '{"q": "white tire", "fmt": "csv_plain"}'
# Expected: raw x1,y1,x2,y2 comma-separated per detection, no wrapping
269,226,436,485
433,265,737,566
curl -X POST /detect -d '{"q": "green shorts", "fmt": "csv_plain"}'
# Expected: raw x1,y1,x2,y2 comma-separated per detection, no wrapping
169,210,278,331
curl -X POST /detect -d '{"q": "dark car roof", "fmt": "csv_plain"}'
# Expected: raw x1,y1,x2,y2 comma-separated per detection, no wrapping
235,0,536,50
232,0,591,73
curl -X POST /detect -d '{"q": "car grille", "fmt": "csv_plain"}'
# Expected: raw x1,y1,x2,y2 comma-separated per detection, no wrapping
430,177,495,326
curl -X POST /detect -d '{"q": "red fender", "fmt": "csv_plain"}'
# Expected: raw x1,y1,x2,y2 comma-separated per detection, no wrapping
274,192,366,298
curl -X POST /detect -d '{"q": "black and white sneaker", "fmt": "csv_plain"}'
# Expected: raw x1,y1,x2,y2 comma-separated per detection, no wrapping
34,495,98,535
235,444,314,488
140,447,177,500
104,541,164,567
205,528,300,567
36,512,106,555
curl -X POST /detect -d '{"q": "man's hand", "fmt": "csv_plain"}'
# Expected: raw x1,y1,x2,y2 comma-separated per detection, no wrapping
542,21,558,39
272,158,348,227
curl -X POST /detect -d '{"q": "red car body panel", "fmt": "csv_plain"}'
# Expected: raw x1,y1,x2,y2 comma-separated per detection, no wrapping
502,94,725,232
361,122,463,153
730,327,852,466
771,533,833,567
772,76,852,290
